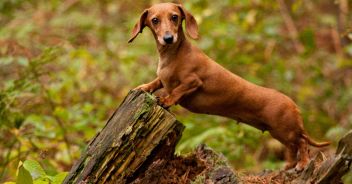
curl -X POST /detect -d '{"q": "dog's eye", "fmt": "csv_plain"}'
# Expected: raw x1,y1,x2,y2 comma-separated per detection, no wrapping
152,18,159,25
171,15,178,22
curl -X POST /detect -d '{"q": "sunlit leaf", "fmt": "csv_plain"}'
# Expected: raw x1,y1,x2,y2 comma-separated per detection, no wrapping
48,172,68,184
33,178,50,184
16,164,33,184
23,160,46,180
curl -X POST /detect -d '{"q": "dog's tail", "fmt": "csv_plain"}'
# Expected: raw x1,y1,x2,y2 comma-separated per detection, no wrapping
302,133,330,147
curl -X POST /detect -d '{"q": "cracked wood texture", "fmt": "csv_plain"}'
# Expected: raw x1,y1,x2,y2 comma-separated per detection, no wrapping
63,90,184,184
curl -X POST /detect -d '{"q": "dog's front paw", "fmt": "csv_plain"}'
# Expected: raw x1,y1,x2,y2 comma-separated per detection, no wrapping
284,162,296,171
157,96,175,108
134,84,153,92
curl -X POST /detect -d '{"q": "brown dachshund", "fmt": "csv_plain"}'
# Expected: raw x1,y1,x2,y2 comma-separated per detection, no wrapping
129,3,330,171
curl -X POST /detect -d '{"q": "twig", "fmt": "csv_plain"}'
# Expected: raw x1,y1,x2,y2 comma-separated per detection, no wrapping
277,0,305,54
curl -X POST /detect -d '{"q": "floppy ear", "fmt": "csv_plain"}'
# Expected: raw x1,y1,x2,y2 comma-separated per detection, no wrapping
128,9,148,43
177,5,199,40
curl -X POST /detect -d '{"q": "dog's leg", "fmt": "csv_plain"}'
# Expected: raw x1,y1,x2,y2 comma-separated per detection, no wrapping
134,77,162,93
270,130,299,170
284,144,298,170
158,75,202,107
295,138,309,171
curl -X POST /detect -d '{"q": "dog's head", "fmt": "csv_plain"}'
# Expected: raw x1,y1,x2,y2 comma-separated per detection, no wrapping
128,3,198,45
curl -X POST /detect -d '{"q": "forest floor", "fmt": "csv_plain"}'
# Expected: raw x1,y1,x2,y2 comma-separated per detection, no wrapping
130,144,324,184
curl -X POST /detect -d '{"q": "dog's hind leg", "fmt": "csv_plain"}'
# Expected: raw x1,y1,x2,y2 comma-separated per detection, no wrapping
284,144,298,170
295,138,310,171
269,130,299,170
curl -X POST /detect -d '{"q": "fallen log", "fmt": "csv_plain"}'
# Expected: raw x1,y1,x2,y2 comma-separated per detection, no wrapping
64,90,352,184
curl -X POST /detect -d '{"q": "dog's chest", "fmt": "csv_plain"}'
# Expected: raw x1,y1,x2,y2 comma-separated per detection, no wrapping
157,58,180,90
156,58,164,77
157,57,172,77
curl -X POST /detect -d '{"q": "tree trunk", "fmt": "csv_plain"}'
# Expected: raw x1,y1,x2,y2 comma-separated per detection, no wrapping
64,90,352,184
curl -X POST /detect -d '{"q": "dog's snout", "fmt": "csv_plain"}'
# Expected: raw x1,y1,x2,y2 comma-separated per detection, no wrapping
163,34,174,44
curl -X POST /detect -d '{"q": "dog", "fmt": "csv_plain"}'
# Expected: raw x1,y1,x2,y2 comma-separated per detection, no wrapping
128,3,330,171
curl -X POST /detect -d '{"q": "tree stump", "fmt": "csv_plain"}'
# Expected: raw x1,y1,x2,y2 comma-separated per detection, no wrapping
64,90,352,184
63,90,185,183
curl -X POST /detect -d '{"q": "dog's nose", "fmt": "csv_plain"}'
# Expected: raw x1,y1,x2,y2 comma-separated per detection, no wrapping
163,34,174,44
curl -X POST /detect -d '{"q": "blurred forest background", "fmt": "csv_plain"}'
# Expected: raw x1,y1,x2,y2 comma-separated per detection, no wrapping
0,0,351,183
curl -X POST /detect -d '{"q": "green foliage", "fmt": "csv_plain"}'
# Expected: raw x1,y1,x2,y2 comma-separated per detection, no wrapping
8,160,67,184
23,160,47,179
0,0,351,182
17,163,33,184
0,0,29,18
0,47,61,128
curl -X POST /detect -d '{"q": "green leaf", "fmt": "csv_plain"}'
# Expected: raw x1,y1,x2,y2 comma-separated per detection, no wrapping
16,165,33,184
49,172,68,184
23,160,46,180
33,178,50,184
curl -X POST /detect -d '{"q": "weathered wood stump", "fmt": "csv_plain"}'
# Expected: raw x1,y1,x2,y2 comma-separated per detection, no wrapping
63,90,185,183
64,90,352,184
